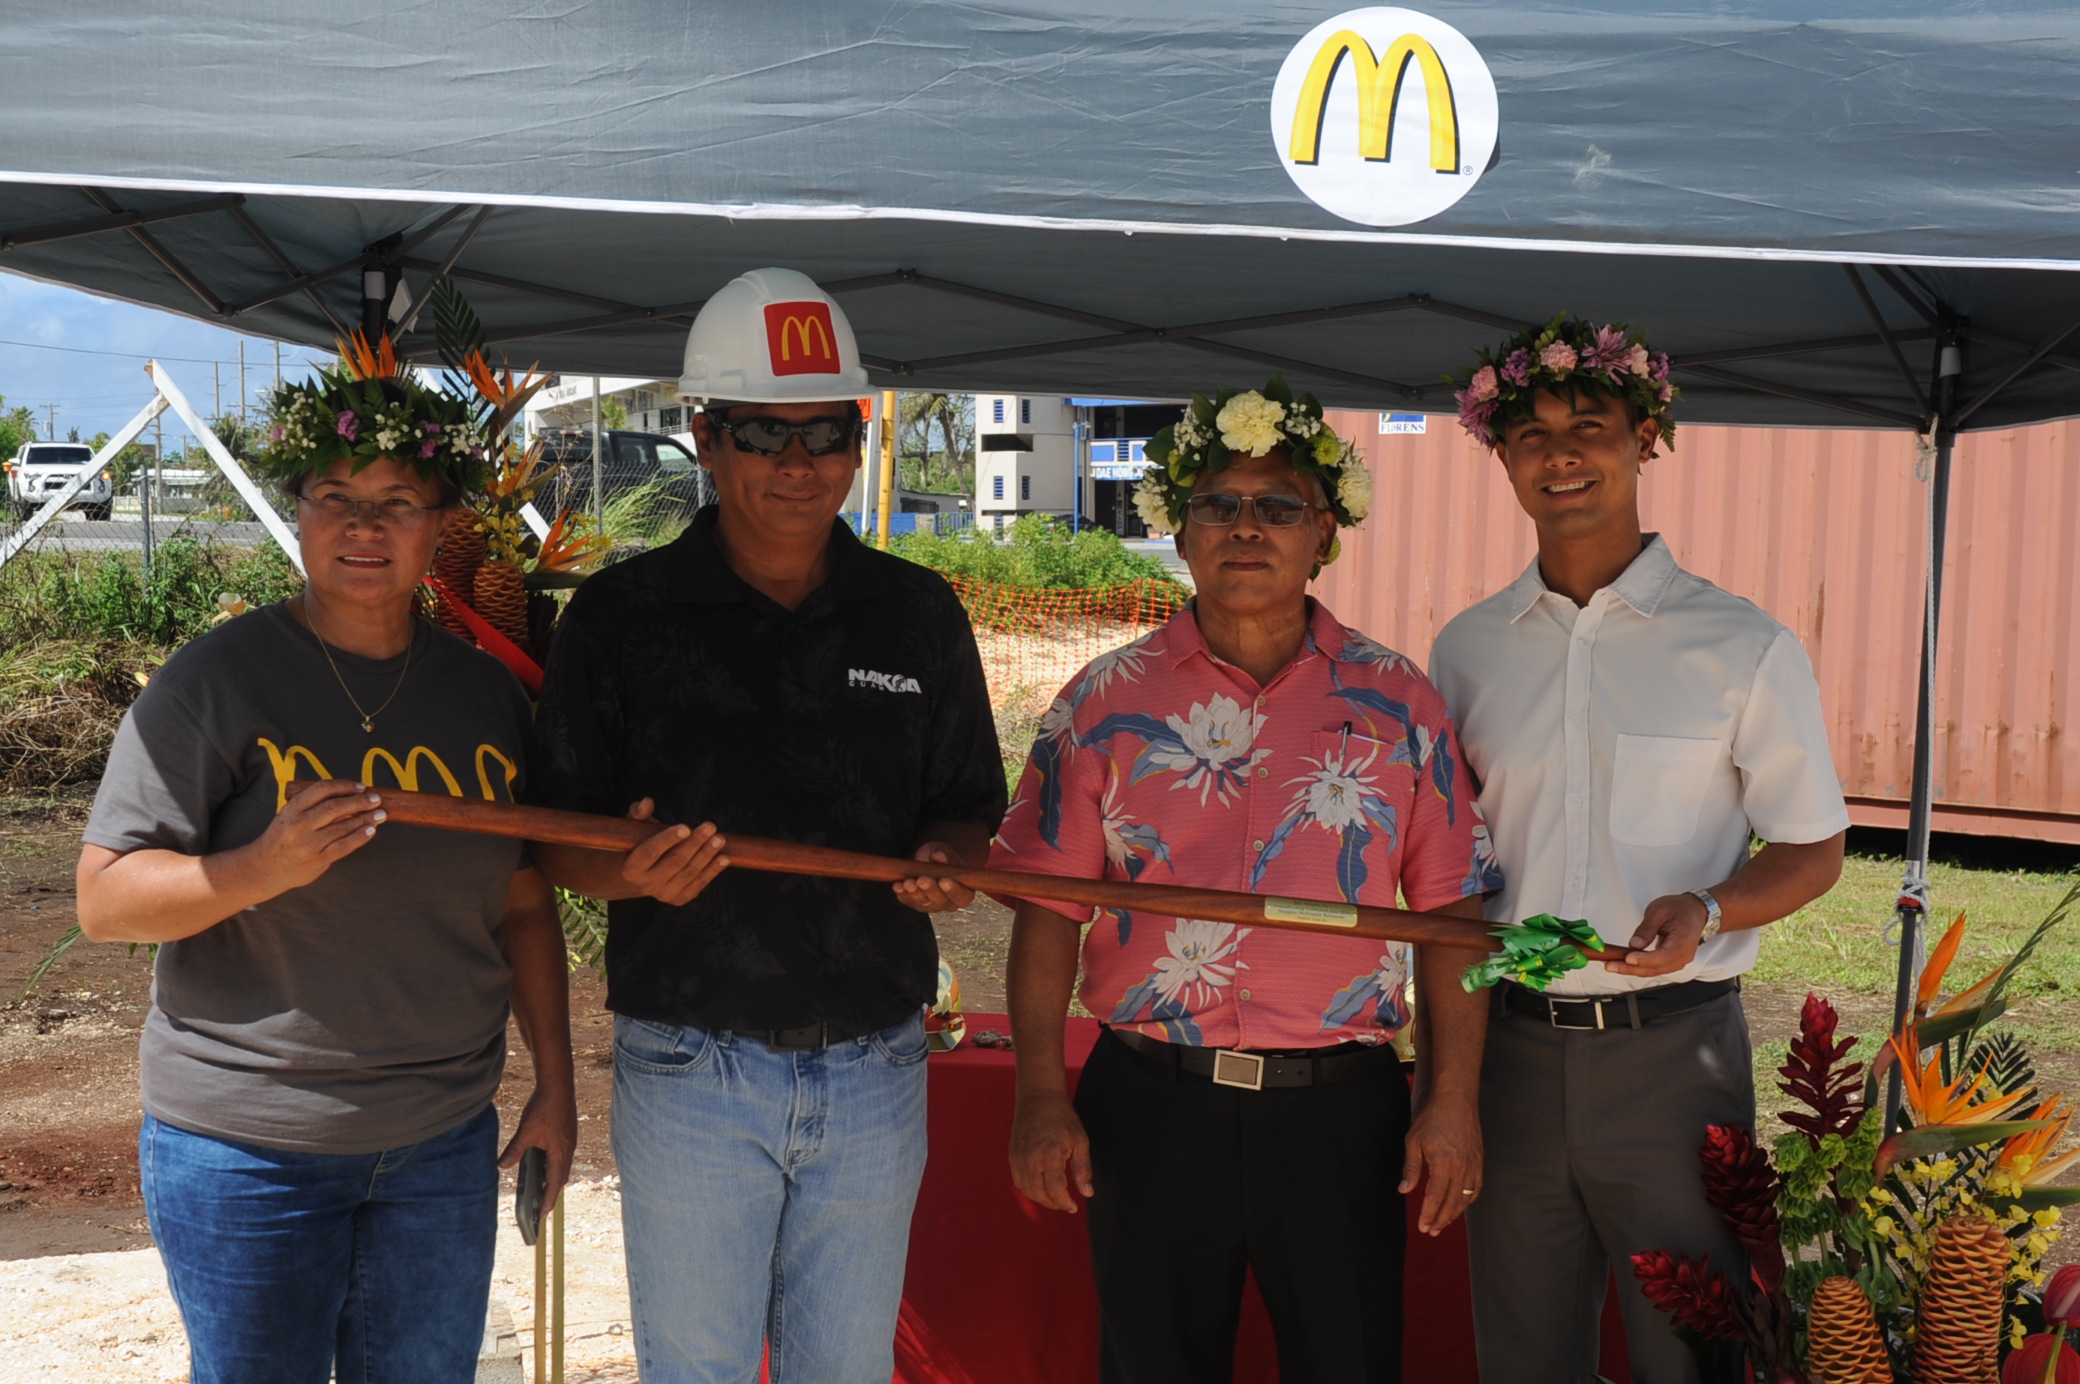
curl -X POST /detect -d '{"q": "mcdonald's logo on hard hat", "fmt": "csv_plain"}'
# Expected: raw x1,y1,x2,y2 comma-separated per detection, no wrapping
1269,7,1499,228
764,301,842,376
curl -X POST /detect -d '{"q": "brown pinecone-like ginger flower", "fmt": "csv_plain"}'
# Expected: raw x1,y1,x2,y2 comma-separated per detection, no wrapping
432,507,486,639
1912,1211,2009,1383
472,560,530,650
1806,1276,1889,1383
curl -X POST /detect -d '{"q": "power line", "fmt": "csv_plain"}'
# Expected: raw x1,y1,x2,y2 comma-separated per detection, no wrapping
0,333,331,368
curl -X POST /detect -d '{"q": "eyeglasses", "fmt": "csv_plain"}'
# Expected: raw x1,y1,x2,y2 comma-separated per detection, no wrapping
715,415,859,457
1184,493,1324,527
298,492,445,524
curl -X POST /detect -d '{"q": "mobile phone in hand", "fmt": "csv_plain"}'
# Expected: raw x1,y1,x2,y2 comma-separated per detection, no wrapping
516,1146,546,1246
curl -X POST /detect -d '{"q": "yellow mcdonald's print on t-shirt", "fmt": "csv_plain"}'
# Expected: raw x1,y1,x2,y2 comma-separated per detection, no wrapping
259,738,518,809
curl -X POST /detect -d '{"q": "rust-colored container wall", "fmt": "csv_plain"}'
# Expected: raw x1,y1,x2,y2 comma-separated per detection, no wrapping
1312,411,2080,844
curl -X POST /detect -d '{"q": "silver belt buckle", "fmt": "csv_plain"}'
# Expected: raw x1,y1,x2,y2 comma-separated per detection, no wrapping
1211,1050,1266,1091
1547,997,1606,1031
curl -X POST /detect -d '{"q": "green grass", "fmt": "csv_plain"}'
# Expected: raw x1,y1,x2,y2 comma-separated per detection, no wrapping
1743,850,2080,1144
1754,852,2080,1050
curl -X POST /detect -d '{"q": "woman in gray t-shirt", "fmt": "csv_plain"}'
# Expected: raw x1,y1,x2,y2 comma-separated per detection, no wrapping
75,355,574,1384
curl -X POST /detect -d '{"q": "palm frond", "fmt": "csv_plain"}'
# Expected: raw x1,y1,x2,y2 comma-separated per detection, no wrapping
430,275,486,375
1965,1030,2036,1097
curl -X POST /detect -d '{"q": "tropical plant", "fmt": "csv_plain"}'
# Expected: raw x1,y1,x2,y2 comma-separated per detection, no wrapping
892,513,1179,590
897,391,974,495
1634,883,2078,1382
0,396,38,460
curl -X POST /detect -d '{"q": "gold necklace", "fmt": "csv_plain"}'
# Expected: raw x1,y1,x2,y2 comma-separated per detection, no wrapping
302,597,414,734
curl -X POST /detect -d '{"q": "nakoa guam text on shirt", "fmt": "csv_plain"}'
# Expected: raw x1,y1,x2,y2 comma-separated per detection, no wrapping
849,668,922,694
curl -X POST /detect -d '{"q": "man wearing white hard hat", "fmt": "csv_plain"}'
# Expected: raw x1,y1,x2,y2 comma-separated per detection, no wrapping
529,268,1006,1383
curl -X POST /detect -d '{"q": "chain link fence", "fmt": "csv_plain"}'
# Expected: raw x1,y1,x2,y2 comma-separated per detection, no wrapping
1,467,287,569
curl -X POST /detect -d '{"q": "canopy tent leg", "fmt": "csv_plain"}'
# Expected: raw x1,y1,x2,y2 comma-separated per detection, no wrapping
1883,335,1962,1132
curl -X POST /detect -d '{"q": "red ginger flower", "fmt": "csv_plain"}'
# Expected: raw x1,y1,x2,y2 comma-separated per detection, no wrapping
1778,993,1865,1146
2003,1334,2080,1384
1699,1125,1784,1290
2048,1265,2080,1328
1631,1251,1742,1341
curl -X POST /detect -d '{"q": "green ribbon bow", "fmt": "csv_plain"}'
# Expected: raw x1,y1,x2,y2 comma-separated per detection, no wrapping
1459,915,1606,993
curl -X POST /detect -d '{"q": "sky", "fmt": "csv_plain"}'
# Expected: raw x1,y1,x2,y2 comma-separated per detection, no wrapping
0,270,334,448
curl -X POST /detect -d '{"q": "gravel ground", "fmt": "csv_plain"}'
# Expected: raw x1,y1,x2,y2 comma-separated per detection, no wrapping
0,1178,638,1384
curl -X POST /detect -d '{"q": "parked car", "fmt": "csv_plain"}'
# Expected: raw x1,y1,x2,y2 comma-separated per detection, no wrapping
6,442,112,521
531,428,715,528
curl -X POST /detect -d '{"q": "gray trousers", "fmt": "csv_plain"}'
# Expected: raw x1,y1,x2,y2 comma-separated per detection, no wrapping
1466,988,1755,1384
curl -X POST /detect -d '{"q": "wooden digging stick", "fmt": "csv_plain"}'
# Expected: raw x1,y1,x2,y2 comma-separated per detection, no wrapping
369,789,1633,960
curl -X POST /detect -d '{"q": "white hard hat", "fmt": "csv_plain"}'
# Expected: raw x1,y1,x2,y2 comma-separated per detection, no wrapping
676,267,870,405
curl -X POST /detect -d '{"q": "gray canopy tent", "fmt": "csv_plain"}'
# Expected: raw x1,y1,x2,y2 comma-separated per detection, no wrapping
7,0,2080,1118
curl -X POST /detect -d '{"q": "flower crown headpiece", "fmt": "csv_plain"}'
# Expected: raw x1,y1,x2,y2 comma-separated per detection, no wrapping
1451,315,1677,450
1136,377,1372,546
258,281,546,495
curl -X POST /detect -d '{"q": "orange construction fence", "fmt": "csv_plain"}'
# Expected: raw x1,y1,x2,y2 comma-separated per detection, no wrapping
939,574,1189,713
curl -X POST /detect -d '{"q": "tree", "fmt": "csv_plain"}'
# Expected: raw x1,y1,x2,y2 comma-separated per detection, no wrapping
0,395,37,460
90,431,157,491
897,392,974,495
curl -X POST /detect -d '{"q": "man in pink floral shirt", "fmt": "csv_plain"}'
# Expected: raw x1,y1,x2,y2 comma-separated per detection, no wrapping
998,381,1501,1384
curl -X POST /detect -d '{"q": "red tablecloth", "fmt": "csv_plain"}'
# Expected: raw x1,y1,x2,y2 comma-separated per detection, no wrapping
894,1016,1631,1384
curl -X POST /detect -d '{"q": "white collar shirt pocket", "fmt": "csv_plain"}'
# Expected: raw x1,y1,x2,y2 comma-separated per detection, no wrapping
1609,734,1723,847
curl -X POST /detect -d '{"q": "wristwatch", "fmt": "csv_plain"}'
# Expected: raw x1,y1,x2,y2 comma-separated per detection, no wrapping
1689,887,1723,942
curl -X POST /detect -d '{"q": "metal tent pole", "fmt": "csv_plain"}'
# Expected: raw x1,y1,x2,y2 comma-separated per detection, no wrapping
589,378,603,535
1884,334,1963,1133
361,264,389,341
1072,413,1085,532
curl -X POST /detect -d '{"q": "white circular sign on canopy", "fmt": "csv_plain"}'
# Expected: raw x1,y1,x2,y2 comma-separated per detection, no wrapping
1269,7,1499,227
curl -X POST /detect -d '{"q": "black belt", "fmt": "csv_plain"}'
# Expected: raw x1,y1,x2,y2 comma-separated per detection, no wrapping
749,1020,872,1051
1500,977,1738,1031
1106,1027,1402,1091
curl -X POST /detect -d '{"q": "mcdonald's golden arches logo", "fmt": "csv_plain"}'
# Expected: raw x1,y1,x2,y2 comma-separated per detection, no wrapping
763,301,843,376
1270,8,1498,228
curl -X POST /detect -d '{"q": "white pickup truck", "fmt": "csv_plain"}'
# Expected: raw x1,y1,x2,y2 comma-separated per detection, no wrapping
5,442,112,521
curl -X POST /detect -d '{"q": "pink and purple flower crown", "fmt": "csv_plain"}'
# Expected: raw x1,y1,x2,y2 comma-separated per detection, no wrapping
1451,316,1676,449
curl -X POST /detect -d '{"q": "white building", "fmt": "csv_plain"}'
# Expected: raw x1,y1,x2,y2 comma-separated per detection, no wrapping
527,376,691,445
974,394,1080,530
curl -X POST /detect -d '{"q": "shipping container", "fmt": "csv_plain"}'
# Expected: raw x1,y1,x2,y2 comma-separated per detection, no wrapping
1313,411,2080,844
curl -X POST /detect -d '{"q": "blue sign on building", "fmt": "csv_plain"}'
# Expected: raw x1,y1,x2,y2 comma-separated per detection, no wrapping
1377,413,1428,434
1088,438,1148,480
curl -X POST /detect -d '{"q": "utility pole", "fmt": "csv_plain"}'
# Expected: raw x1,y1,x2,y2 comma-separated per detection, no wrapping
43,403,57,437
213,362,221,422
238,340,247,426
274,340,281,393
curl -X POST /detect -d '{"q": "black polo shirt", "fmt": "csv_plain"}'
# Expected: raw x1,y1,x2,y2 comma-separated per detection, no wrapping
527,506,1006,1033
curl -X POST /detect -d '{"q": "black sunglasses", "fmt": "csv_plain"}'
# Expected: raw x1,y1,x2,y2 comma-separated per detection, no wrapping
714,415,859,457
1185,493,1324,527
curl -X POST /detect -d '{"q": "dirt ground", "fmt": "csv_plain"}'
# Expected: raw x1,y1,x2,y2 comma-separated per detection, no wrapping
0,788,1017,1264
1,789,2070,1286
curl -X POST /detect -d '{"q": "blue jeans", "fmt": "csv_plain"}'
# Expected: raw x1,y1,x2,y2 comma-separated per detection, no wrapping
140,1105,499,1384
612,1011,931,1384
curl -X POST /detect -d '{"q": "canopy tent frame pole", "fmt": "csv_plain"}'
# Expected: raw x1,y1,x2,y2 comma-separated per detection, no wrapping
81,186,226,317
1884,328,1961,1133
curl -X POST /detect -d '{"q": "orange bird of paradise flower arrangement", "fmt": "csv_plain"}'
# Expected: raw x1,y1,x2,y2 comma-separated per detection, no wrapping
333,328,401,381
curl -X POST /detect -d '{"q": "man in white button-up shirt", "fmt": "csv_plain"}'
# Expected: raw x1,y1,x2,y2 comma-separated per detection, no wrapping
1432,317,1848,1384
